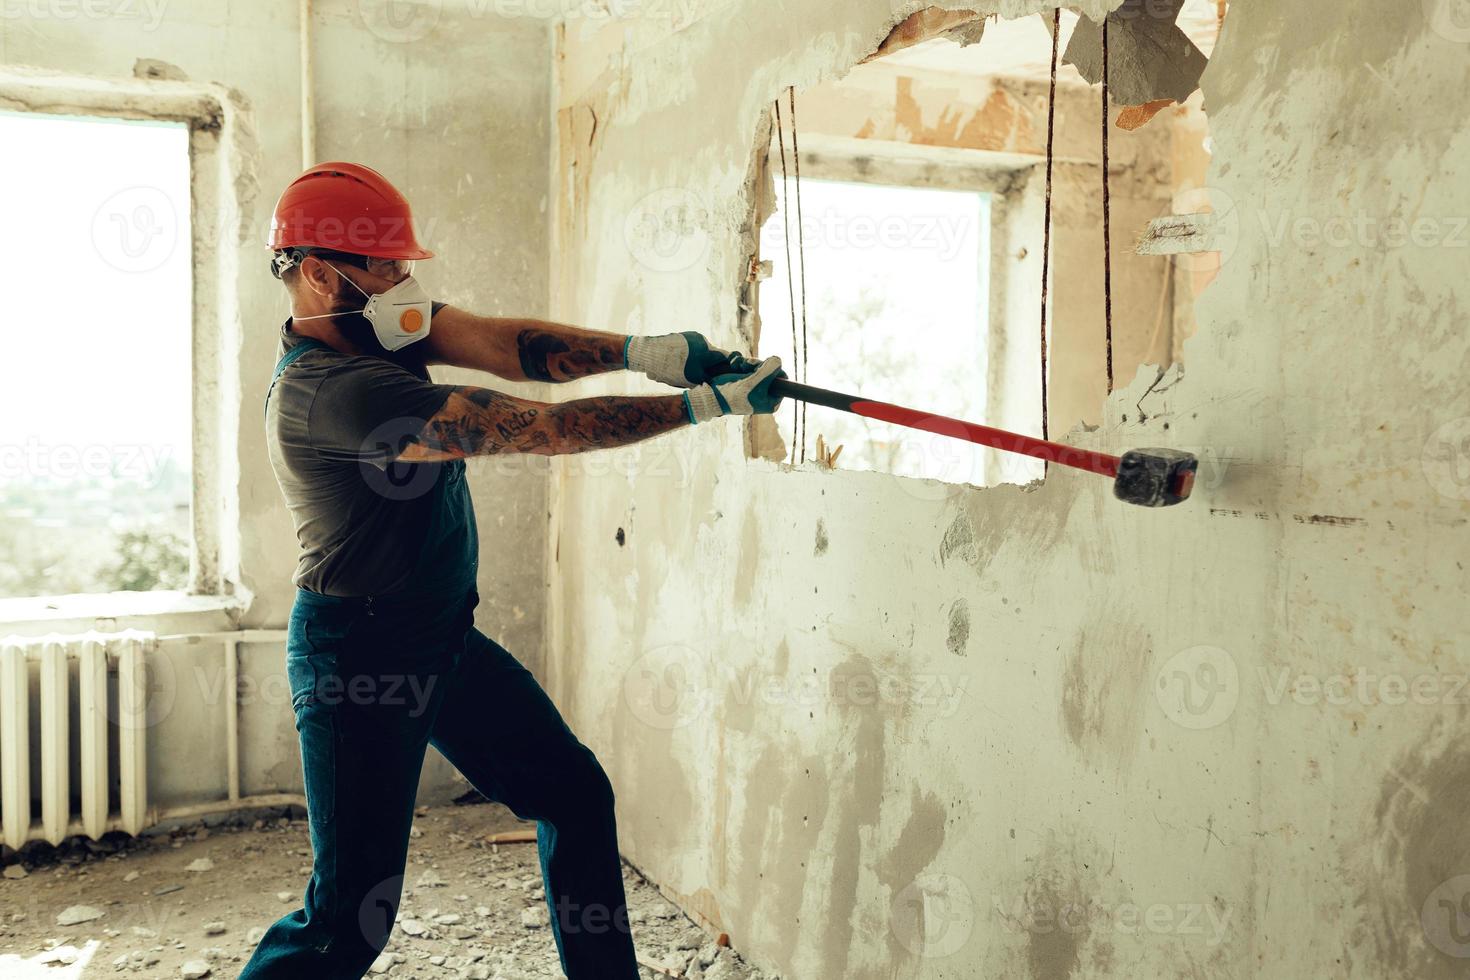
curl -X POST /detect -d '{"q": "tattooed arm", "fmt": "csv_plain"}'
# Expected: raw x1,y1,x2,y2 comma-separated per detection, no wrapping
397,386,690,462
422,305,627,383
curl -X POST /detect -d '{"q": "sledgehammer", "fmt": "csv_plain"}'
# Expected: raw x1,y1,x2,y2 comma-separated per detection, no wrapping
767,378,1198,508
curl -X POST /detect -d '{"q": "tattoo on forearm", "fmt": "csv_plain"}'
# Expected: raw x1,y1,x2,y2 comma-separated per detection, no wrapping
549,397,688,451
400,387,686,463
516,329,623,383
494,407,539,441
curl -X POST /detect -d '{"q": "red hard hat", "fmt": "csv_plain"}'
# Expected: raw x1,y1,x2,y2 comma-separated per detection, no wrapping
268,161,433,260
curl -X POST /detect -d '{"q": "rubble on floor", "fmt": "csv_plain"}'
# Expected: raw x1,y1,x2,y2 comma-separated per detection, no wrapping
0,803,776,980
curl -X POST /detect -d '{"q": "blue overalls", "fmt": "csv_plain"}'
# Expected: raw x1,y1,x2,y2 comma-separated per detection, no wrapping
243,339,639,979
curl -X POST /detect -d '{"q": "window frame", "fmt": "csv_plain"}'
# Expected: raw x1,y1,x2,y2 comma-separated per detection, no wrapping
0,70,246,608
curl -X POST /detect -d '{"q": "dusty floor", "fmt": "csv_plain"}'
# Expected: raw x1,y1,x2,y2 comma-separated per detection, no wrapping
0,803,773,979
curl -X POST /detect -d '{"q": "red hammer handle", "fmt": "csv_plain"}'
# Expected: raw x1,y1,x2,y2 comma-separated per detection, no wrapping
768,379,1122,479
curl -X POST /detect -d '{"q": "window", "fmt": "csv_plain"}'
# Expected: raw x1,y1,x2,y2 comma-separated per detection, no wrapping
759,177,993,484
0,111,193,599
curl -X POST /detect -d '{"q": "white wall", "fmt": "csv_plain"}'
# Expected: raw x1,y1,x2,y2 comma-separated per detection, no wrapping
0,0,554,810
547,2,1470,978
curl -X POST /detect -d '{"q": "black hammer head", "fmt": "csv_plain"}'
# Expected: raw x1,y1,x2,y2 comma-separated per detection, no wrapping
1113,449,1198,507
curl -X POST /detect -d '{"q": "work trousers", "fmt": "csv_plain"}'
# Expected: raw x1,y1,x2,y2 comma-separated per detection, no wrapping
240,586,639,979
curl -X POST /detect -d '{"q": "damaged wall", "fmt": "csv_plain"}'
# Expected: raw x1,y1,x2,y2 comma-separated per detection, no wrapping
548,1,1470,978
776,53,1187,441
0,0,553,809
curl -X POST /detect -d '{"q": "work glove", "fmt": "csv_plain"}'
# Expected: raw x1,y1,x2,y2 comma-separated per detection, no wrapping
625,331,757,388
684,356,786,424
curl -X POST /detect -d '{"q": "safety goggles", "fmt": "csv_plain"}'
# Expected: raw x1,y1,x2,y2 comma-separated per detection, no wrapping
271,248,416,283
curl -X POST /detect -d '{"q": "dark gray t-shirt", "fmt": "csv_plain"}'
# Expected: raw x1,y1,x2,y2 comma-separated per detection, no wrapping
265,318,478,597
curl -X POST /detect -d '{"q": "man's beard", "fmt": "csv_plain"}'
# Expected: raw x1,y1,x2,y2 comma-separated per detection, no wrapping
330,302,430,380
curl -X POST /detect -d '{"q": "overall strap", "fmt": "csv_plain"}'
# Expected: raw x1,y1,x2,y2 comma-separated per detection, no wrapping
265,337,332,418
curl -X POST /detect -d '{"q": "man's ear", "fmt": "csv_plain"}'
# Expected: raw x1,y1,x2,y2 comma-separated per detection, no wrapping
297,255,340,298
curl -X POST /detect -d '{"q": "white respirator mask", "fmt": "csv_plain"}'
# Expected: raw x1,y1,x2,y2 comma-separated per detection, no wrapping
293,261,433,352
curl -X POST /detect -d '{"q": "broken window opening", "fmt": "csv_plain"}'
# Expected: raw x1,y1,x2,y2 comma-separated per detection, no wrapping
740,2,1226,488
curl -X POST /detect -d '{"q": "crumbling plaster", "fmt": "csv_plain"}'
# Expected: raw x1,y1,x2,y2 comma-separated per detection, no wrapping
549,2,1470,978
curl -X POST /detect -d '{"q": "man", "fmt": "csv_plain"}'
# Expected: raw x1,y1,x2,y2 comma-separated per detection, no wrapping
243,162,782,979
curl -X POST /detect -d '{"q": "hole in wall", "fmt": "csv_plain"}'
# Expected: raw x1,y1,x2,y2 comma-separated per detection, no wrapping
738,2,1229,489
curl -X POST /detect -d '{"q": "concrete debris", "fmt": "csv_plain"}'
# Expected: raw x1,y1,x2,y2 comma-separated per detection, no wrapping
185,857,214,872
56,904,105,926
1064,0,1208,106
38,944,81,965
3,864,27,879
0,804,780,980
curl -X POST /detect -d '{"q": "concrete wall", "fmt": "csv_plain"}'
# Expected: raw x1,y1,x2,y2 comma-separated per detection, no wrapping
0,0,553,809
548,3,1470,979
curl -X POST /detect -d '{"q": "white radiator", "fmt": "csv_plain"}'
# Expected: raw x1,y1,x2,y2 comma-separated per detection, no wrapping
0,630,154,849
0,627,300,850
